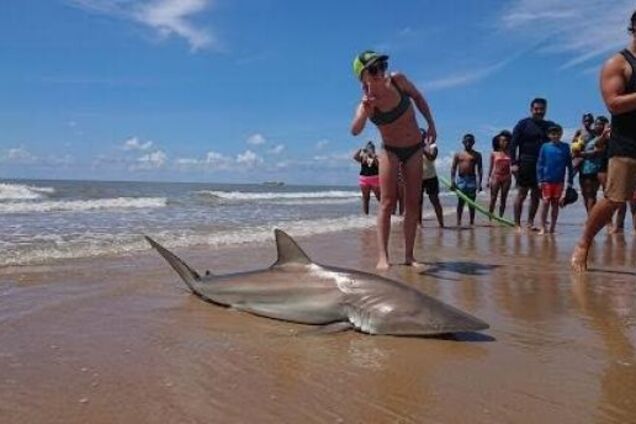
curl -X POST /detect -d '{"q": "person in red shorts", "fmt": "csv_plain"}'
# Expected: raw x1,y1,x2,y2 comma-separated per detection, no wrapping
536,124,574,234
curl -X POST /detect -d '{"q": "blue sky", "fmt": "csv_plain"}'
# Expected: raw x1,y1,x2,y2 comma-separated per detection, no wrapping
1,0,634,185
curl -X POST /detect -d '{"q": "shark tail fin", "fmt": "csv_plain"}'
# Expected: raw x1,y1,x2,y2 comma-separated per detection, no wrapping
144,236,201,293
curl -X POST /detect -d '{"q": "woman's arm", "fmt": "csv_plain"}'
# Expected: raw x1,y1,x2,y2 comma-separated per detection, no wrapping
353,149,363,162
351,102,369,136
393,73,437,143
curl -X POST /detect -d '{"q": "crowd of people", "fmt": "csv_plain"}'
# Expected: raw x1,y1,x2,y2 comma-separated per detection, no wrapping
350,9,636,272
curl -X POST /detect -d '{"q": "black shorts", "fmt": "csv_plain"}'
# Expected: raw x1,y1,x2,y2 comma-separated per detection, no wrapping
422,177,440,196
517,160,538,188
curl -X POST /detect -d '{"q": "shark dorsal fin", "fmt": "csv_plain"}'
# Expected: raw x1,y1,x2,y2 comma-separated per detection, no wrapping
273,229,312,267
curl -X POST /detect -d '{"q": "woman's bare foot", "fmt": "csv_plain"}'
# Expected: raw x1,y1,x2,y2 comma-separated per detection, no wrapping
570,243,589,272
376,259,390,270
538,228,546,235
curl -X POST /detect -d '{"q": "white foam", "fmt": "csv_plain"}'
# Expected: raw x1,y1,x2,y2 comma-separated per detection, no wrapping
197,190,361,201
0,210,450,267
0,197,167,214
0,183,55,200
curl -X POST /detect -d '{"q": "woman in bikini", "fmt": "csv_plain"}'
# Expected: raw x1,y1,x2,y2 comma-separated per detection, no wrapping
350,50,437,270
487,131,513,219
353,141,381,215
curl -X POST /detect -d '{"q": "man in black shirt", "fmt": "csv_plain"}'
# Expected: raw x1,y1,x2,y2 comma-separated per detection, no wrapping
572,10,636,271
509,98,555,231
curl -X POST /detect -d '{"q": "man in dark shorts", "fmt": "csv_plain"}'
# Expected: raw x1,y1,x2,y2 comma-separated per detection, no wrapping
572,10,636,271
509,98,555,231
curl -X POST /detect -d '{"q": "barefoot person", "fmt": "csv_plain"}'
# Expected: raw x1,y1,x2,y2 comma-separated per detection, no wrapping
577,116,610,214
451,134,483,226
351,50,437,270
353,141,381,215
487,131,513,219
419,129,444,228
571,113,595,178
537,125,573,234
509,98,555,231
572,10,636,271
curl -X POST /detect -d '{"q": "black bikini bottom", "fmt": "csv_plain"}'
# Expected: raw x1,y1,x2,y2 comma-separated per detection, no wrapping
382,143,422,163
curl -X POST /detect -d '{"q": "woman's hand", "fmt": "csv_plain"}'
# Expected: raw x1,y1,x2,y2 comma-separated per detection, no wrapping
361,94,376,115
426,125,437,144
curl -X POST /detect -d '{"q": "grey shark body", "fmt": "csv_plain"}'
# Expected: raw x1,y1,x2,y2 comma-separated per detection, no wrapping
145,230,488,336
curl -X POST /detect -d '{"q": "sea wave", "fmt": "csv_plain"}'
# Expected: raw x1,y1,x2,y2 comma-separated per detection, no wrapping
0,183,55,201
0,212,394,266
0,197,167,214
197,190,360,201
0,208,455,267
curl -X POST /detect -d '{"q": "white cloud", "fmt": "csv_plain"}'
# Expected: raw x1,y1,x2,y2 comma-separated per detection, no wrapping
4,147,38,163
0,146,75,167
133,150,167,170
246,133,267,146
236,150,263,167
69,0,218,52
204,151,234,170
268,144,285,155
423,57,514,92
499,0,634,69
315,139,330,150
122,136,153,151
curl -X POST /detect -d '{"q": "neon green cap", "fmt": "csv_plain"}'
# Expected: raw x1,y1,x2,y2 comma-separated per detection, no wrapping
352,50,389,80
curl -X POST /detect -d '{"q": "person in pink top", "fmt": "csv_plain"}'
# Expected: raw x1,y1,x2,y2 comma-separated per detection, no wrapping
353,141,381,215
487,131,513,219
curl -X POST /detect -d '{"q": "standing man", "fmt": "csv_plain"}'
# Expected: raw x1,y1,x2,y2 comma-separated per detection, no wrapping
509,98,555,232
572,10,636,271
451,134,483,226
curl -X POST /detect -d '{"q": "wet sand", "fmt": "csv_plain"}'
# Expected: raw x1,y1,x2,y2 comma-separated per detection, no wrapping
1,216,636,423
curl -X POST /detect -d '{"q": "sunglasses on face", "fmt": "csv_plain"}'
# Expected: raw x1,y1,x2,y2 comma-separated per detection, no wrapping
366,61,388,76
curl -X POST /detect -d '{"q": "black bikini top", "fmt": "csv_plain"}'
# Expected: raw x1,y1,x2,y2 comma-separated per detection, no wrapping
369,79,412,126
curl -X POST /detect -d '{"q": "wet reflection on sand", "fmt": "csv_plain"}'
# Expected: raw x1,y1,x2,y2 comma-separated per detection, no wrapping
0,224,635,423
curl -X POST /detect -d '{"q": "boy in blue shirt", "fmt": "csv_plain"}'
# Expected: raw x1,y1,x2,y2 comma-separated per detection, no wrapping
537,124,574,234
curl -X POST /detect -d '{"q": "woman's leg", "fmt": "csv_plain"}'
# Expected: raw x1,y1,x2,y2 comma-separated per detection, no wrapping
401,152,424,265
489,179,499,216
360,185,371,215
376,151,399,270
499,178,512,217
371,185,381,202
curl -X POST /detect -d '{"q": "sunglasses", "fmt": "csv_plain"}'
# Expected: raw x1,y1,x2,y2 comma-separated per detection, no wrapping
366,61,388,76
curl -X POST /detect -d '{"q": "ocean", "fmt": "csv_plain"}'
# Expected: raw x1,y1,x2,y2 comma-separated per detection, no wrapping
0,179,380,267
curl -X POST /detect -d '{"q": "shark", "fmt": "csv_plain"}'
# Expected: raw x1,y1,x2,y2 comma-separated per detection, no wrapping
145,230,489,336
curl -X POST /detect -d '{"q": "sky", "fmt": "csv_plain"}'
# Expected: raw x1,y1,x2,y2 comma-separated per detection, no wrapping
1,0,635,185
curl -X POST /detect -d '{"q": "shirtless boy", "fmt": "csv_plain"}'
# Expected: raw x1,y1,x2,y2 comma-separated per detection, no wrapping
451,134,483,226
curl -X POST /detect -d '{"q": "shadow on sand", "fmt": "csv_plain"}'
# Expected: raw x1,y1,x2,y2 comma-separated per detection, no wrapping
587,268,636,277
419,261,501,278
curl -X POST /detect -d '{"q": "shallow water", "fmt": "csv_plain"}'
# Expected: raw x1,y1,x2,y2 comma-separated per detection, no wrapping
1,221,635,423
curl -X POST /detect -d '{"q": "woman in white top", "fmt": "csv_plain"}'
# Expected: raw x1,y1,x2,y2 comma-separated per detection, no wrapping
420,129,444,227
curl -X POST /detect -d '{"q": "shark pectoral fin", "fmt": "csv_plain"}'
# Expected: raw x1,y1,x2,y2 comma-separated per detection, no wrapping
272,229,313,267
295,321,354,336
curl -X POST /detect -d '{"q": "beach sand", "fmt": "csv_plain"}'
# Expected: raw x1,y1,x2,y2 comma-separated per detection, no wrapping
1,218,636,423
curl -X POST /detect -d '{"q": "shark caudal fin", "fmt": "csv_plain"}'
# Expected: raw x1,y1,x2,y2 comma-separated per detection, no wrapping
273,229,312,267
144,236,201,293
